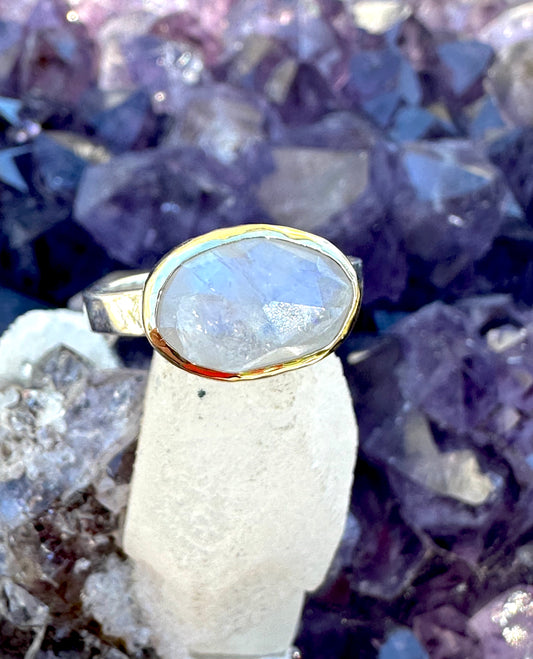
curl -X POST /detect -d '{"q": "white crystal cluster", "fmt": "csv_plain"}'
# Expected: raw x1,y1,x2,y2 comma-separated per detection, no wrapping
82,554,152,654
0,309,118,384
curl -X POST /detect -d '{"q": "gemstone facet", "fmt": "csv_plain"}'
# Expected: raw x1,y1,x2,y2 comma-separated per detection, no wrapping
152,229,357,377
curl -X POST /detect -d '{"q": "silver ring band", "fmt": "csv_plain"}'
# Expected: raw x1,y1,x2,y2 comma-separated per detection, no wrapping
83,271,148,336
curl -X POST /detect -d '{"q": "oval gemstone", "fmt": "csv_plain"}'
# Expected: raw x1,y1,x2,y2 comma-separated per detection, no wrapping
156,236,355,374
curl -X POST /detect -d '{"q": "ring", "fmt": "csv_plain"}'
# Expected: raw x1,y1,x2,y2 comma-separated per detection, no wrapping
83,224,363,381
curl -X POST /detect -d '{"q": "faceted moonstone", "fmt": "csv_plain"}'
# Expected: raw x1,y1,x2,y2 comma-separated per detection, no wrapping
156,237,354,373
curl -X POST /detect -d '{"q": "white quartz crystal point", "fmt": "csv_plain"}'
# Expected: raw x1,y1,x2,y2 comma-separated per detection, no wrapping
124,352,358,658
0,309,119,383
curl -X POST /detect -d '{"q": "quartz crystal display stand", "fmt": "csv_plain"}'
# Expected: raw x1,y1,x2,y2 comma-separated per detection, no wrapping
124,352,358,658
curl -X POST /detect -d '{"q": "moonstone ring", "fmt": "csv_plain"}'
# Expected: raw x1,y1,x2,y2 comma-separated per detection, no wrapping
83,224,362,381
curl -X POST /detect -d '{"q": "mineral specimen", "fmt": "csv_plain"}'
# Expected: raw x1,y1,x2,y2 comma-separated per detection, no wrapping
0,309,118,382
469,587,533,658
0,0,532,654
0,337,150,657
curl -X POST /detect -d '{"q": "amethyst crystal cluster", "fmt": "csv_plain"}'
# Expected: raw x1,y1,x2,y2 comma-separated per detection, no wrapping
0,0,532,656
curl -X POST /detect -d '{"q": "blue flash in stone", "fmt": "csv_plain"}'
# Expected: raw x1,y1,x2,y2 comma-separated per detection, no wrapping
155,235,355,374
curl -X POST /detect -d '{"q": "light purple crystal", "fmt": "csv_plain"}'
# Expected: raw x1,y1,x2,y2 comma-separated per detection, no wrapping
349,295,533,566
391,140,506,287
16,0,97,105
479,3,533,52
409,0,508,36
74,146,262,266
469,587,533,658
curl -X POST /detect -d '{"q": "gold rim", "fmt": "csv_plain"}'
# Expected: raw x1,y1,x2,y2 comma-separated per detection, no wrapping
142,224,362,381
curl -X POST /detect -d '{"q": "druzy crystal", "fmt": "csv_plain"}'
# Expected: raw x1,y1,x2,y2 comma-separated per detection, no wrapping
469,587,533,658
157,237,355,373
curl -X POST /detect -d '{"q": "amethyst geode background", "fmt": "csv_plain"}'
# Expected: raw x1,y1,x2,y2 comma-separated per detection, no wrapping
0,0,533,657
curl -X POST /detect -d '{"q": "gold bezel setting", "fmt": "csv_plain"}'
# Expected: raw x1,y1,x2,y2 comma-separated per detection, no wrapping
142,224,362,381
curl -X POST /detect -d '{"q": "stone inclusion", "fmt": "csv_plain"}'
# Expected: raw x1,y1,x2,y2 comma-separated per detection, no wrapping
157,237,354,373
